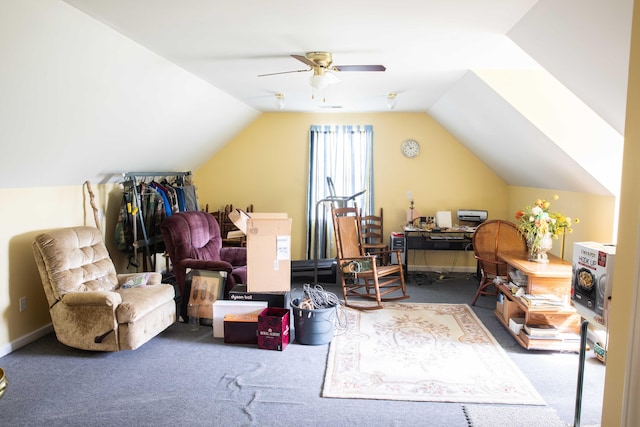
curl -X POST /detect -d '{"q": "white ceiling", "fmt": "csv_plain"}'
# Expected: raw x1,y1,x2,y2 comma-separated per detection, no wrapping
49,0,633,194
63,0,542,113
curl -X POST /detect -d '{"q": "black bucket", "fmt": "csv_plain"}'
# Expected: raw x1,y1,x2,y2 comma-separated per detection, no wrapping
291,298,336,345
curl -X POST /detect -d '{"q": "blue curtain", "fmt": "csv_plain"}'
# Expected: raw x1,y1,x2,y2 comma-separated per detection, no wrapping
306,124,374,260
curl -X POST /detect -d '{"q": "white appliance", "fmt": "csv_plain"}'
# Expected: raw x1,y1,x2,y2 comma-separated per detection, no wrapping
457,209,488,223
435,211,452,228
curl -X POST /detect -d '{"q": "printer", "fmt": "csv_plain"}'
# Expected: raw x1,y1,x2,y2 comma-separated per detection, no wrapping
457,209,488,223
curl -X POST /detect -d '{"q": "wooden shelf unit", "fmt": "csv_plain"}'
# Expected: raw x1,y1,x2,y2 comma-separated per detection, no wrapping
494,251,581,352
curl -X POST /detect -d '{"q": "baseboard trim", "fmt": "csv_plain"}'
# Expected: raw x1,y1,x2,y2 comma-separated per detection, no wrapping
0,323,53,358
408,265,476,274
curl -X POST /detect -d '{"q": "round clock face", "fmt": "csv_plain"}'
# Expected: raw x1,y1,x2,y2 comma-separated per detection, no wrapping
401,139,420,158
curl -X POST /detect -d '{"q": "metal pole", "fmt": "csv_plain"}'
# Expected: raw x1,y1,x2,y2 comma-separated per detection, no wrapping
313,199,323,285
573,319,589,427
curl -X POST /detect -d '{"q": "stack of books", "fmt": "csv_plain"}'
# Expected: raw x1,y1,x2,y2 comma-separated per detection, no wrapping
520,293,565,311
523,323,560,339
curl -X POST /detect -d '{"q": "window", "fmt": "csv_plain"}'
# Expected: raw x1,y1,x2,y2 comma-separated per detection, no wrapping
306,124,374,260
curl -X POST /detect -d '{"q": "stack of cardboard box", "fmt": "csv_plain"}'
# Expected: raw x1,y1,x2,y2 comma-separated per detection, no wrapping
214,210,293,350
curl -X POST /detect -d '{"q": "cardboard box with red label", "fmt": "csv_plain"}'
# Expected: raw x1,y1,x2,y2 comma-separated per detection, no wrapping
257,307,290,351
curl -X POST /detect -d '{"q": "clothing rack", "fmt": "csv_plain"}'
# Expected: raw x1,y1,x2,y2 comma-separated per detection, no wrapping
121,171,194,272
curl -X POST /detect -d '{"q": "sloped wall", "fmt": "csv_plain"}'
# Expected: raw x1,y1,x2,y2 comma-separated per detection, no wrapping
0,0,258,189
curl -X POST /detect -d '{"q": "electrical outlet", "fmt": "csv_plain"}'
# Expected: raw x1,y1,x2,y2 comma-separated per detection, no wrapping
19,297,27,312
407,191,413,199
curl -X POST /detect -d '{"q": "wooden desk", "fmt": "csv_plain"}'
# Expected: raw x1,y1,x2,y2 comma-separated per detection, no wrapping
499,251,573,298
495,251,581,351
403,228,474,274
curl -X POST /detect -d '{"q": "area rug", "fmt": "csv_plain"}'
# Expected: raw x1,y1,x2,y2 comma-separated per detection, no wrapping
322,303,546,405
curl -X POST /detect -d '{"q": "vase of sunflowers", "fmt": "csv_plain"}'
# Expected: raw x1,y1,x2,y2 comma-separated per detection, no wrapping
515,195,576,263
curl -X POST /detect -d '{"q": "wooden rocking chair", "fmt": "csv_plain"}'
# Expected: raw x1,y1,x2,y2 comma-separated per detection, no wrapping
332,204,409,310
360,207,389,265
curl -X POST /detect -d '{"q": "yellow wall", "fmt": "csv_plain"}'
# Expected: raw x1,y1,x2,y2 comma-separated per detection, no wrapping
508,186,616,260
195,112,616,271
0,183,127,352
195,112,509,269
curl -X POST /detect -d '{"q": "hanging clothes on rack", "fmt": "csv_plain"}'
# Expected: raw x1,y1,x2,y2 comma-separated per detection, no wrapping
115,171,198,271
149,181,173,218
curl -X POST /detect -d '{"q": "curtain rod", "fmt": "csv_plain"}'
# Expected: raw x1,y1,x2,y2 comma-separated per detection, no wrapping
122,171,192,178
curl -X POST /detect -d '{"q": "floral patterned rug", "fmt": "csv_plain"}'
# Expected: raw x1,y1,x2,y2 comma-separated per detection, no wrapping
322,303,546,404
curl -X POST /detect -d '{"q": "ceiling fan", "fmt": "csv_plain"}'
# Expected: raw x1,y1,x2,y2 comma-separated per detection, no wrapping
258,51,386,91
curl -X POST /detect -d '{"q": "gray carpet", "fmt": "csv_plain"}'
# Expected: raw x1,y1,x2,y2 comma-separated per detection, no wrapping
463,404,566,427
0,273,605,426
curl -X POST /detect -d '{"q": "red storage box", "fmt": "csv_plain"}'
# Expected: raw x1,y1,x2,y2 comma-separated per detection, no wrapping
224,314,258,345
257,307,290,351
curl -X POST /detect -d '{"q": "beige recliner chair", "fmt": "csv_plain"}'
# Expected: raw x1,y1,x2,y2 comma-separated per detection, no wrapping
32,226,176,351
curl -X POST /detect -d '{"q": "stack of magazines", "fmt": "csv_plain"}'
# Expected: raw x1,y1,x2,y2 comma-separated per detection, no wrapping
523,324,559,339
520,293,564,310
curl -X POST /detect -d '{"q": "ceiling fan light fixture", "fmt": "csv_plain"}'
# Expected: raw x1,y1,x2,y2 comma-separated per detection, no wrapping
309,73,329,91
275,93,285,109
387,93,397,110
259,51,386,103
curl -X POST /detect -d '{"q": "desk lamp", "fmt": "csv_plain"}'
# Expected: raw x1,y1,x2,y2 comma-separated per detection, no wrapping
406,200,420,227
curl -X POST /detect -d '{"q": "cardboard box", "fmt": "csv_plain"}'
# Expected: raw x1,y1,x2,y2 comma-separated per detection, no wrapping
503,298,524,321
496,300,505,316
228,285,290,308
229,209,292,293
228,285,293,337
257,307,290,351
212,300,268,338
572,242,616,330
224,314,258,344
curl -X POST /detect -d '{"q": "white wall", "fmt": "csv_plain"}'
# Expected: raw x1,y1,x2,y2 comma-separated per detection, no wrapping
0,0,259,189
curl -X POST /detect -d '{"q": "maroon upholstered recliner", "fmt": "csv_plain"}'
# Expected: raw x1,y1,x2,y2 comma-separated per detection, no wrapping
160,211,247,301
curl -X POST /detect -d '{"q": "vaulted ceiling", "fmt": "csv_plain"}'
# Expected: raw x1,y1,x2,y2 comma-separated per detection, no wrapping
3,1,632,193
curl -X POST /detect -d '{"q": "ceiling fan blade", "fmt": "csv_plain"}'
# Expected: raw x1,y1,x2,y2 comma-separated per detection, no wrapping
257,68,309,77
332,64,386,72
292,54,319,68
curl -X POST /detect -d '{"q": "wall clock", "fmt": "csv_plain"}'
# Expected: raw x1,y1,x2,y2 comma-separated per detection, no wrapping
401,139,420,158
